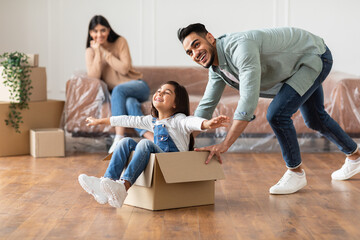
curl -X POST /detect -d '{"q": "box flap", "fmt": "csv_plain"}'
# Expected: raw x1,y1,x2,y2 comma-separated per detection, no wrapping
102,151,155,188
32,128,63,132
103,153,113,161
156,151,225,184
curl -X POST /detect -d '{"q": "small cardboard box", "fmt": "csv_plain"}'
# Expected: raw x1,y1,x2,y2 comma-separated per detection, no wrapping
104,151,225,210
0,100,64,156
0,66,47,102
30,128,65,157
25,54,39,67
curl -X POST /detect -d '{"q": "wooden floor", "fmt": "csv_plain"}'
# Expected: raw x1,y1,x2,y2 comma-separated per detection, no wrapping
1,152,360,240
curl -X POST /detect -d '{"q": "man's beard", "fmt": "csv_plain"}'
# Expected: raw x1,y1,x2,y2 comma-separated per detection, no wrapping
202,46,215,69
203,53,215,69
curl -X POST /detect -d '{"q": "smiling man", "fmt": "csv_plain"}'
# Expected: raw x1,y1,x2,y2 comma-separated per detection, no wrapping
178,23,360,194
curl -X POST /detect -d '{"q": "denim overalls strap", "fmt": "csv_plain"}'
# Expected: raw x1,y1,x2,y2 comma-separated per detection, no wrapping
152,117,179,152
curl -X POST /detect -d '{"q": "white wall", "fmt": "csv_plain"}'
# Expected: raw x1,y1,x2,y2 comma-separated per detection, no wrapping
1,0,360,100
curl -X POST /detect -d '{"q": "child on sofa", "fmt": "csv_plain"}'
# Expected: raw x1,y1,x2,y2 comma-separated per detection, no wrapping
78,81,229,208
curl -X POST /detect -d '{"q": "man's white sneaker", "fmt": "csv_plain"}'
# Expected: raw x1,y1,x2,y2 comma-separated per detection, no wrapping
100,178,128,208
269,169,307,194
78,174,108,204
331,157,360,180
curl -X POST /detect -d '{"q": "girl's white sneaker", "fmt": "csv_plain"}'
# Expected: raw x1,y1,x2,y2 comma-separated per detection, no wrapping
78,174,108,204
100,178,128,208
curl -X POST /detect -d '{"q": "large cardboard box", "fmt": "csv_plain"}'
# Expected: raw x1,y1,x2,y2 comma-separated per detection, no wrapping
0,100,64,156
30,128,65,157
105,151,225,210
0,66,47,102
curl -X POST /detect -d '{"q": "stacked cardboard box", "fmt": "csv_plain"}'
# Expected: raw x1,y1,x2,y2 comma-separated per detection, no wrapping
0,54,46,102
0,54,64,156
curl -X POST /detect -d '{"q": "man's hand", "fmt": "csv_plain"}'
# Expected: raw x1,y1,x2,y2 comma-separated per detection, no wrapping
201,115,230,130
194,141,230,164
195,119,250,164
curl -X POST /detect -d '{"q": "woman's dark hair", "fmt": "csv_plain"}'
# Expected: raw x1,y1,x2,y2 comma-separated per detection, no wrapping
86,15,121,48
177,23,208,43
151,81,195,151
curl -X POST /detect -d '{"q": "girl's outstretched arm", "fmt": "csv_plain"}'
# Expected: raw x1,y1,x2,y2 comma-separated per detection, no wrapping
86,117,111,126
201,115,230,130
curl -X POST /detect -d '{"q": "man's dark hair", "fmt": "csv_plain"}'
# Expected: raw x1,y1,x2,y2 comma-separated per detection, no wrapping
177,23,208,43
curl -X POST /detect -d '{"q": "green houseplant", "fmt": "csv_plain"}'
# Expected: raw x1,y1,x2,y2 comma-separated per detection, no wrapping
0,52,32,133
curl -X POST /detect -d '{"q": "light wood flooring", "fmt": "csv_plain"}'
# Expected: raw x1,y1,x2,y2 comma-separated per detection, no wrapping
1,152,360,240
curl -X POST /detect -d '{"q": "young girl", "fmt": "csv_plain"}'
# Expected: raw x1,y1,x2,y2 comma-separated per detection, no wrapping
78,81,229,208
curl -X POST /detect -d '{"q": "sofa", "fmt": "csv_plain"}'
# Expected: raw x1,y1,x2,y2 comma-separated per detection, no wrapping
63,67,360,152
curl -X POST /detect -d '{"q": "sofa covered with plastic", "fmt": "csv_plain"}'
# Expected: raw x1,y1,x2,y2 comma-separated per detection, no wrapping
63,67,360,152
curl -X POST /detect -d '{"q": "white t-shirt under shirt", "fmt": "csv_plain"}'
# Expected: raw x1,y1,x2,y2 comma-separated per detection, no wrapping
109,113,206,152
219,67,239,84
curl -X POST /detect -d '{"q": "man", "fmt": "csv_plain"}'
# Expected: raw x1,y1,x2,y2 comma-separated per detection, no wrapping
178,23,360,194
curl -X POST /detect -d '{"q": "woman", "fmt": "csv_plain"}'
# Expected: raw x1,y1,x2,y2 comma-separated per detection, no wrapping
85,15,153,153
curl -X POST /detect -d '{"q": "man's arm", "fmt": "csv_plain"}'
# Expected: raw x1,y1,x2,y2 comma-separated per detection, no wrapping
192,70,226,137
194,70,226,119
196,39,262,164
222,120,249,149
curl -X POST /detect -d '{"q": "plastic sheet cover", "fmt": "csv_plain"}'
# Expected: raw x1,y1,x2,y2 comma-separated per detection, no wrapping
62,71,360,153
62,72,114,152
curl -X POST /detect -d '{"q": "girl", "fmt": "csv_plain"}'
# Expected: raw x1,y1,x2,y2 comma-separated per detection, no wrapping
78,81,229,208
86,15,153,153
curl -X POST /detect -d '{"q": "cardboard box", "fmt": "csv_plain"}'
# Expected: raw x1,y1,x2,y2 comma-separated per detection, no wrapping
104,151,225,210
30,128,65,157
0,100,64,156
0,66,47,102
25,54,39,67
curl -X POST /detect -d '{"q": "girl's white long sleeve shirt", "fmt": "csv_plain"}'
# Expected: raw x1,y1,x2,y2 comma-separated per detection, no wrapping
110,113,206,152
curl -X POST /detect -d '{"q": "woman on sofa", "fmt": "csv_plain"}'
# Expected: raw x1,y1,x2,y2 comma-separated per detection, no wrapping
86,15,153,153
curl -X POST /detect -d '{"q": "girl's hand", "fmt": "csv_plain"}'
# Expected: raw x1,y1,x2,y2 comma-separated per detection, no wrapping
90,40,100,49
86,117,111,126
201,115,230,130
86,117,100,126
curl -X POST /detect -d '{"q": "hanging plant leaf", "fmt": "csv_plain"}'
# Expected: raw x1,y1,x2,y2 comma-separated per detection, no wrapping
0,52,32,133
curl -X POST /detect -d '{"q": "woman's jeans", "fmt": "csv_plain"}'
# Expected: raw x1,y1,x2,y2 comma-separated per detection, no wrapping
104,138,163,185
111,80,150,136
267,47,358,169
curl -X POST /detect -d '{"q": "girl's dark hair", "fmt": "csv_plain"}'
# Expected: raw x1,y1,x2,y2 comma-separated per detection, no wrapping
177,23,208,43
151,81,195,151
86,15,121,48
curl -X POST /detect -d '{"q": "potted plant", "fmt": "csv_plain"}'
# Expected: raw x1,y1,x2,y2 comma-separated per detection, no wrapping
0,52,32,133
